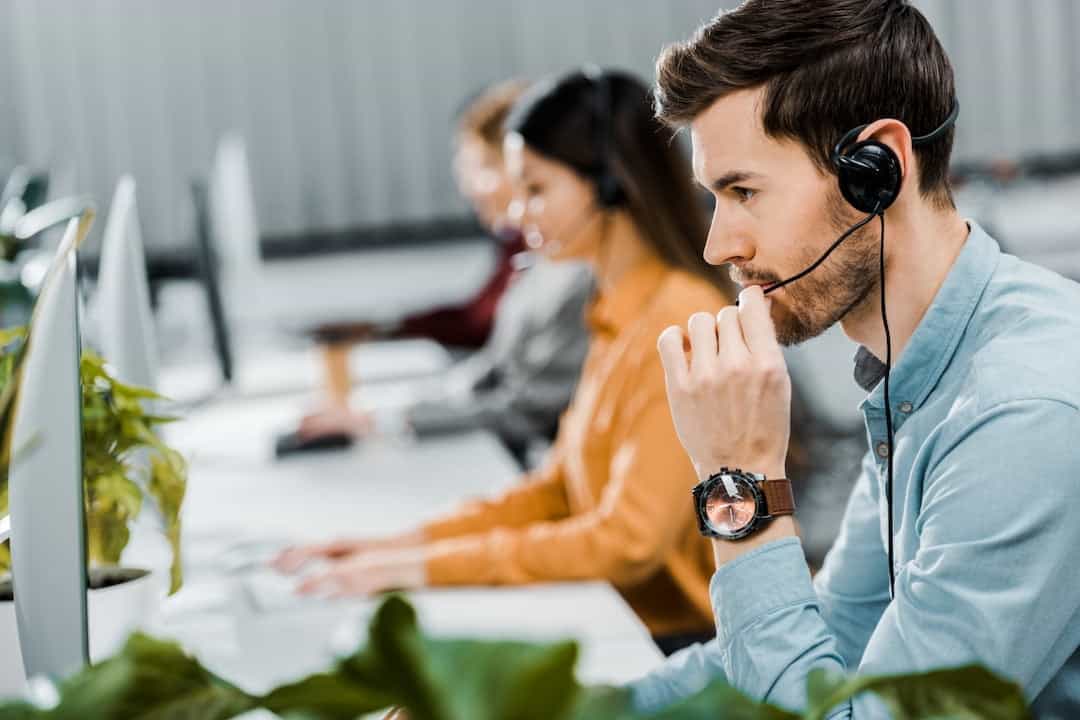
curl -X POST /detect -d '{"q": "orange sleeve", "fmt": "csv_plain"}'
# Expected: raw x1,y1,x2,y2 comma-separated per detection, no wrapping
421,450,571,542
425,364,697,587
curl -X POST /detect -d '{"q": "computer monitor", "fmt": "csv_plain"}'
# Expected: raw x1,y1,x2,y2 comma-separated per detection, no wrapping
7,217,89,682
208,134,262,322
191,178,234,383
93,176,158,391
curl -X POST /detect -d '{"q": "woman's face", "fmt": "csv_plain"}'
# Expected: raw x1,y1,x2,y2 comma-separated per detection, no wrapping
504,133,604,262
453,134,515,232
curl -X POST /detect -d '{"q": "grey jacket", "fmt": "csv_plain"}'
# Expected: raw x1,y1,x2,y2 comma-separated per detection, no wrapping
407,256,593,451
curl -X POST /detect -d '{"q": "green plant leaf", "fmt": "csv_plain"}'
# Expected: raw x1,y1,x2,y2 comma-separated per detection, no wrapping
647,681,797,720
0,326,27,348
373,595,581,720
0,703,42,720
567,686,634,719
148,450,187,594
261,670,397,719
419,637,580,720
74,349,187,592
262,595,584,720
565,679,799,720
804,664,1031,720
49,632,255,720
805,668,843,715
102,375,164,402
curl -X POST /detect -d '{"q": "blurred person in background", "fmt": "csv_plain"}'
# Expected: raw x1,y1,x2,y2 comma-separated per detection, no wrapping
286,79,594,466
277,69,767,656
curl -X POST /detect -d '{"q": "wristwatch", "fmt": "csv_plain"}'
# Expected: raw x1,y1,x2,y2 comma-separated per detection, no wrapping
692,468,795,540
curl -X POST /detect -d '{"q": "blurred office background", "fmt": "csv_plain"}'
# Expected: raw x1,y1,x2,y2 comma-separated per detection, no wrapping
1,0,1078,253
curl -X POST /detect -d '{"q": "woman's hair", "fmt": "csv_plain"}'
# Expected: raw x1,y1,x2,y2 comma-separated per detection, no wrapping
506,69,731,293
456,79,530,151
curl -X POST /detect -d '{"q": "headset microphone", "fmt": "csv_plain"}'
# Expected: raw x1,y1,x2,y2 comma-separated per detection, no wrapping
525,201,602,255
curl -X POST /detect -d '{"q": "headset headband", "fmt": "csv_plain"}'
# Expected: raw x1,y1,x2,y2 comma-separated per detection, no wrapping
831,99,960,165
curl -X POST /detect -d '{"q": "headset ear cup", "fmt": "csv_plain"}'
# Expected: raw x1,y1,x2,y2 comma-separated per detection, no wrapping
835,141,902,214
596,172,622,208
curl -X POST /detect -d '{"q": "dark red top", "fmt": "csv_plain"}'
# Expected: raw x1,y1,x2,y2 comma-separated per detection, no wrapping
396,228,526,348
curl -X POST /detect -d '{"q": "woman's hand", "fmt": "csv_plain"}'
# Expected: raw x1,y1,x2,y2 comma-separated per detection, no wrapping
295,548,427,598
272,530,425,574
297,405,374,440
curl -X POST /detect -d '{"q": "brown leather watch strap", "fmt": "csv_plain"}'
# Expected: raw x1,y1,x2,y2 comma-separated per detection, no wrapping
760,478,795,516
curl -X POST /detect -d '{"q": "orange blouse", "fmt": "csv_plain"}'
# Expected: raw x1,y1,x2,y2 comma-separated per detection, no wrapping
422,258,729,636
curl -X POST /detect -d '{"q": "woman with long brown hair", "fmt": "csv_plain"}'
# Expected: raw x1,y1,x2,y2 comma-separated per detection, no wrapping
275,69,736,654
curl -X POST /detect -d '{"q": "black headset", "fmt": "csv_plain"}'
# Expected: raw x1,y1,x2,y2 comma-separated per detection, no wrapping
827,99,959,598
587,69,624,209
831,100,960,214
760,99,960,598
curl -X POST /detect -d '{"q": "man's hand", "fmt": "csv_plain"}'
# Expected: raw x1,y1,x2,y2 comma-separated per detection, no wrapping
656,286,791,483
295,548,427,598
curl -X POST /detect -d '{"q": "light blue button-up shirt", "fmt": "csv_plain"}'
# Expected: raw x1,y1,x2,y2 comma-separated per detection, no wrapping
631,223,1080,717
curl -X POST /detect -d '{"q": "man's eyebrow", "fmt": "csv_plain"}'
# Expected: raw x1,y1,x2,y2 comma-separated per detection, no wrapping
709,170,760,192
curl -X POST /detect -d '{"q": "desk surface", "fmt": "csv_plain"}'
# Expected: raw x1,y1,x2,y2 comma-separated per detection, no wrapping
146,391,663,692
159,337,451,405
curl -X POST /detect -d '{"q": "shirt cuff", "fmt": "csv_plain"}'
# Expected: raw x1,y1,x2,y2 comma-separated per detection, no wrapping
424,534,494,585
710,536,815,647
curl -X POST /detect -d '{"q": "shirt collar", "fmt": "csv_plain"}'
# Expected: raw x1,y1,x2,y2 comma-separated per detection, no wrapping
855,222,1000,412
586,257,668,337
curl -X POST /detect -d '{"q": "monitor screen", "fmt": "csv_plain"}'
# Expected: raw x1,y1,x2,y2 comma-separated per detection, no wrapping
190,178,234,383
8,219,89,682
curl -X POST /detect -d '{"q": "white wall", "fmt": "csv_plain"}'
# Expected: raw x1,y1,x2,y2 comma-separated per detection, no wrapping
0,1,1076,251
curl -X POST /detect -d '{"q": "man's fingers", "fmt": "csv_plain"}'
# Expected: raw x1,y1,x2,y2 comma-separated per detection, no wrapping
657,325,690,388
687,312,719,376
737,286,783,359
715,306,749,363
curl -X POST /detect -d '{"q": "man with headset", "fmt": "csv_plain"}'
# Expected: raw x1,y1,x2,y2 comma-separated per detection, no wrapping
630,0,1080,716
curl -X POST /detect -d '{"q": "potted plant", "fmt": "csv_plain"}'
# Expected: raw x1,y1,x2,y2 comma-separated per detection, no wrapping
0,326,187,696
0,594,1032,719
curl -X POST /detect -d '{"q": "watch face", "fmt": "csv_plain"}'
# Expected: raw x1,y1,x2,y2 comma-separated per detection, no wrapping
702,473,758,537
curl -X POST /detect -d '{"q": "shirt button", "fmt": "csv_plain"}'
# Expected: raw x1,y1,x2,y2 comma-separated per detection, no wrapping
876,442,890,459
899,401,913,414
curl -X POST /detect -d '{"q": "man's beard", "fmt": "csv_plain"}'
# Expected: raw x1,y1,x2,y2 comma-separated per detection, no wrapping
733,189,881,347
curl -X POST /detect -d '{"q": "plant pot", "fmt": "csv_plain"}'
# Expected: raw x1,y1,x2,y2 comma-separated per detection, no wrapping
0,567,162,698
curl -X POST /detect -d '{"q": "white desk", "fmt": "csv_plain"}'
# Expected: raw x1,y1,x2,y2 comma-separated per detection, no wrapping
158,337,451,406
147,391,663,693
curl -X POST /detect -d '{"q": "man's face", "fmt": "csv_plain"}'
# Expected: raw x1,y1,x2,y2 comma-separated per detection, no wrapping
690,88,879,346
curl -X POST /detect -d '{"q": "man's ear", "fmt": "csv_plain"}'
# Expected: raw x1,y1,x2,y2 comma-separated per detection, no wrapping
858,118,914,187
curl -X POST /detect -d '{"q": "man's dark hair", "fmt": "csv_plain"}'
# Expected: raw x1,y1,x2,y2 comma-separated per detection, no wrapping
655,0,957,208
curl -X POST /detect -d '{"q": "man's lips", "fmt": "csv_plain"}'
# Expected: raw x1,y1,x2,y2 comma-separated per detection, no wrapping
741,281,778,292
